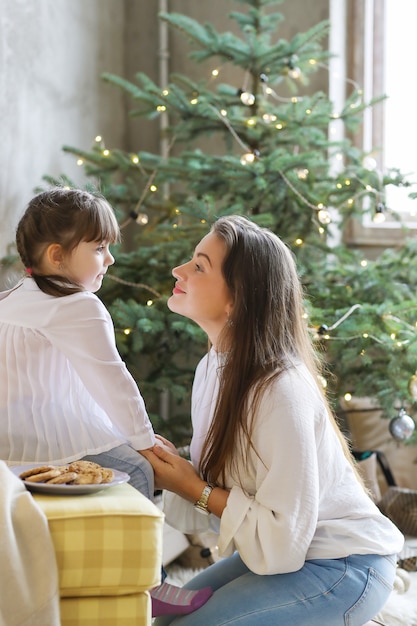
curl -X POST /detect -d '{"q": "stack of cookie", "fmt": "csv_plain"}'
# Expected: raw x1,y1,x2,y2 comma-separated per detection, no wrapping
19,460,114,485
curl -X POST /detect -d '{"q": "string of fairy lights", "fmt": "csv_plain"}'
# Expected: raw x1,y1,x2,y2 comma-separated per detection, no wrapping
70,52,416,437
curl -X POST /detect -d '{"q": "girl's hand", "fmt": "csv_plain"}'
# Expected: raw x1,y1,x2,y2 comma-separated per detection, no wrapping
154,434,179,455
140,445,205,499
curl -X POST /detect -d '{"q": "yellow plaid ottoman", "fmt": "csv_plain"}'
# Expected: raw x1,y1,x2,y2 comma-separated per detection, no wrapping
33,482,164,626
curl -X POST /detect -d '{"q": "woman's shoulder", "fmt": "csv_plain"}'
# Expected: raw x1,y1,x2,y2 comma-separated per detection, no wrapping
265,361,325,406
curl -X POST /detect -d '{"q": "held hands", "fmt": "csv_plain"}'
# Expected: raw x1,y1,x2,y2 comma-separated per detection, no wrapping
140,444,204,500
154,434,179,455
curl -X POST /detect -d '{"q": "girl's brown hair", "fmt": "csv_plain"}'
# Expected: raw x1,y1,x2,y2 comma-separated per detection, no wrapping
16,187,120,297
199,215,357,487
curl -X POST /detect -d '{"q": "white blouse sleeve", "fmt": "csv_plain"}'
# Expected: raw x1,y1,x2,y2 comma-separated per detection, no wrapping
218,368,323,574
42,292,155,450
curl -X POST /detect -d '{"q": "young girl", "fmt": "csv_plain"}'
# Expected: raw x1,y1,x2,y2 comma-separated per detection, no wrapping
142,215,404,626
0,187,212,617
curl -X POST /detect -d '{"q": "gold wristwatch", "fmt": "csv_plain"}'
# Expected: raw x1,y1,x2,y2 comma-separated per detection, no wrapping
194,483,214,515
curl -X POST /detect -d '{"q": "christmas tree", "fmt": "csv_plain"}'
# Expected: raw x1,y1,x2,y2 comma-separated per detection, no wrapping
36,0,417,444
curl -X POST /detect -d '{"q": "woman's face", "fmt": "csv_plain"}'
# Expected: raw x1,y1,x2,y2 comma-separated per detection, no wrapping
168,231,233,346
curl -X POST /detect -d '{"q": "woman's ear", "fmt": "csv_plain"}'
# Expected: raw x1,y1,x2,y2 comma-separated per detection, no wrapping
44,243,64,271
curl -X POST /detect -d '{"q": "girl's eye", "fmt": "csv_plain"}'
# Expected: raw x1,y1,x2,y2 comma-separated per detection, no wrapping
97,245,105,253
195,263,203,272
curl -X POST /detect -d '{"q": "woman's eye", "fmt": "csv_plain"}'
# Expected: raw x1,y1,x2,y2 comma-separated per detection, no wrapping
195,263,202,272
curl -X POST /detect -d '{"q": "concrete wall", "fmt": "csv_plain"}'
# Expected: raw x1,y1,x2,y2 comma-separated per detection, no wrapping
0,0,329,259
0,0,126,258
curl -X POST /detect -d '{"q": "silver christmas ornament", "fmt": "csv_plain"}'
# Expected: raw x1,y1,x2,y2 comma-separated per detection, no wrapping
389,408,416,442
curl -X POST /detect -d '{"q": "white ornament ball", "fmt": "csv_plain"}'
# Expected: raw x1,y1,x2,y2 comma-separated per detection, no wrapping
389,409,416,442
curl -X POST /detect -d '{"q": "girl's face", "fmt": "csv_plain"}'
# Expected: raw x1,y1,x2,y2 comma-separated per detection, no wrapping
64,240,115,292
168,232,233,346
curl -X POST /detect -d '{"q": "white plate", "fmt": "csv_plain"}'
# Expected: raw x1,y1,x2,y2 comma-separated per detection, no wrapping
9,464,130,495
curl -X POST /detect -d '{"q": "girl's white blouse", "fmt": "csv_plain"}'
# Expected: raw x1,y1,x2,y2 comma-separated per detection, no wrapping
0,278,155,465
186,349,404,575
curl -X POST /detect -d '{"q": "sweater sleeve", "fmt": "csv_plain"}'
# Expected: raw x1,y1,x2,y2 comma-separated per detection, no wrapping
218,367,323,574
42,292,155,450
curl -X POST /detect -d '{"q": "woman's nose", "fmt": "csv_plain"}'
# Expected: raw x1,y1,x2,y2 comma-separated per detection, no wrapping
172,264,183,279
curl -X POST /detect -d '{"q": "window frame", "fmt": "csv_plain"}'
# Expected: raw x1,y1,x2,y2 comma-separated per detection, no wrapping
337,0,415,249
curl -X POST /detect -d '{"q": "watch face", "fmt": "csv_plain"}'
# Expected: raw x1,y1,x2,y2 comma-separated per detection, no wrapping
194,484,213,514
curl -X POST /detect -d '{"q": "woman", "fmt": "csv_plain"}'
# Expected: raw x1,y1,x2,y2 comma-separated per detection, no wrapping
142,215,403,625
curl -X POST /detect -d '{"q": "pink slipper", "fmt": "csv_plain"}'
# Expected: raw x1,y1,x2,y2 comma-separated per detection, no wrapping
151,581,213,617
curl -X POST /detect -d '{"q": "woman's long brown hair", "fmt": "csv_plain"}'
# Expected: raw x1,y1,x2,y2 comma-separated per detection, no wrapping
199,216,359,488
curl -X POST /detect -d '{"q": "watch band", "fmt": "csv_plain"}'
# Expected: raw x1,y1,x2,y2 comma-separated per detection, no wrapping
194,483,214,515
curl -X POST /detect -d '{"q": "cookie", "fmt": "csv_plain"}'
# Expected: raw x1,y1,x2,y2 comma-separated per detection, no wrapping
100,468,114,483
68,460,102,473
46,472,79,484
19,465,56,479
25,469,62,482
71,471,103,485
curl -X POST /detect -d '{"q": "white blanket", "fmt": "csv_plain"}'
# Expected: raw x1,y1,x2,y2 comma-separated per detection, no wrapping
0,461,60,626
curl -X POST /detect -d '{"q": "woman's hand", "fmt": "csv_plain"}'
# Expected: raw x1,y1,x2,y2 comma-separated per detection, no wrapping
140,445,206,501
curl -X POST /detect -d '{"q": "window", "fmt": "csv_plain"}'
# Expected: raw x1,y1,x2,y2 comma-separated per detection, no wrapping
331,0,417,247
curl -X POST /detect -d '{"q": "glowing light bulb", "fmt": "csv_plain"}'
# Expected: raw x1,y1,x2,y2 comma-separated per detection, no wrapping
317,375,328,389
262,113,277,124
135,213,149,225
318,209,331,224
373,204,386,223
363,156,377,170
344,393,352,402
288,66,301,79
240,152,256,165
240,91,255,106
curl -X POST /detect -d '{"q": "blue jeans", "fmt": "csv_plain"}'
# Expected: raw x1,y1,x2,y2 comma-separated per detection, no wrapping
155,552,397,626
81,443,154,500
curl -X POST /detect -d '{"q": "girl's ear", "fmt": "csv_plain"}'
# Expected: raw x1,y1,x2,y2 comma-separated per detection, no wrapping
45,243,64,270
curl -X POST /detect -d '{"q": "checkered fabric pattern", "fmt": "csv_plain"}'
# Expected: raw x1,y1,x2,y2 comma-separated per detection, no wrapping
60,592,150,626
33,482,164,626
